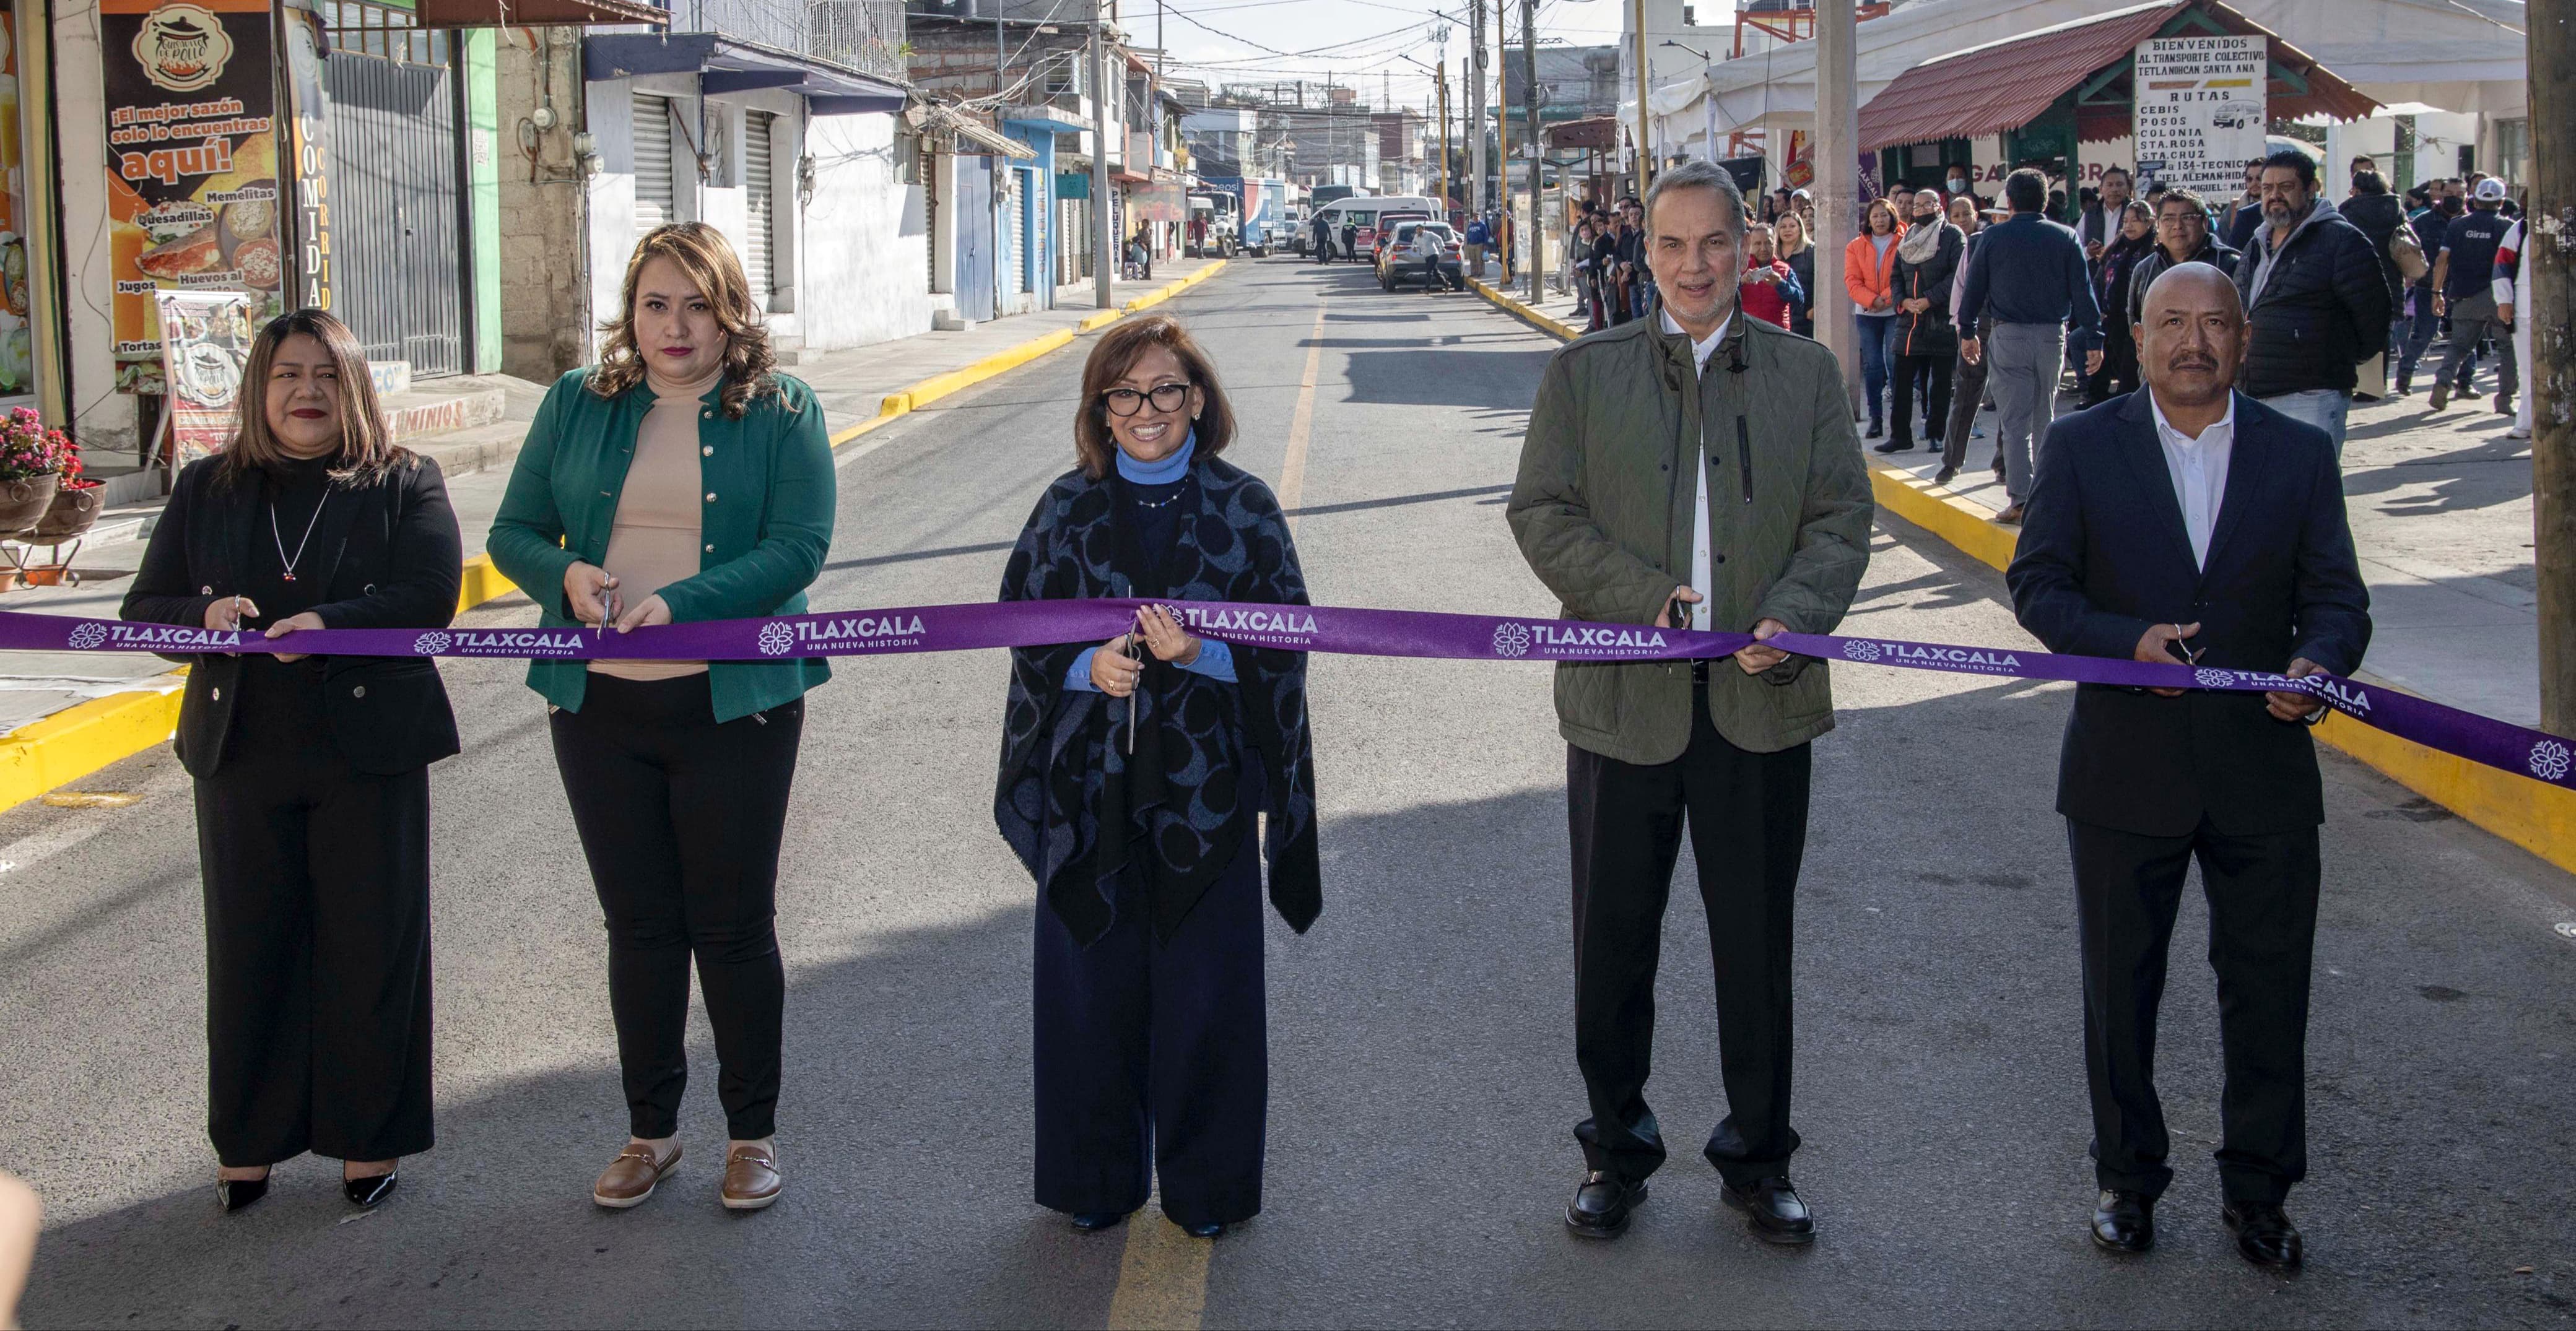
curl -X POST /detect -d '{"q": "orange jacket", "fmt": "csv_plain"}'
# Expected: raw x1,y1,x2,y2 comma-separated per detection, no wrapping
1843,225,1905,311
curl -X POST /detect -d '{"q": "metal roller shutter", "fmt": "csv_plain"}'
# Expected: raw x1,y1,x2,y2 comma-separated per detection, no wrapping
744,110,775,308
634,92,674,237
1004,170,1026,295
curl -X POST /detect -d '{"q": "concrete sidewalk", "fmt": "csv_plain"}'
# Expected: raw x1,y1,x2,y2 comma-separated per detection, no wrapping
0,258,1223,799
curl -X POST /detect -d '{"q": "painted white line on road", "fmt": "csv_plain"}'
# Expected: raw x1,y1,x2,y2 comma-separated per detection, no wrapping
1278,302,1327,532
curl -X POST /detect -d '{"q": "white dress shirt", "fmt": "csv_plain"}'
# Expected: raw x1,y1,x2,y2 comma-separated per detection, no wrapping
2147,389,2235,570
1661,308,1733,630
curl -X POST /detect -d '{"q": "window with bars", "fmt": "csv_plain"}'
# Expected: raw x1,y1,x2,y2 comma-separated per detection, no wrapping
325,0,448,66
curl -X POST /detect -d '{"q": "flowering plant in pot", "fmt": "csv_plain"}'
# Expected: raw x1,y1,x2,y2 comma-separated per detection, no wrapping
28,419,102,548
0,407,69,534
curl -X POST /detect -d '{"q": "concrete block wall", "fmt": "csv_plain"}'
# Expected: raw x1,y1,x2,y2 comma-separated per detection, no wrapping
494,28,597,383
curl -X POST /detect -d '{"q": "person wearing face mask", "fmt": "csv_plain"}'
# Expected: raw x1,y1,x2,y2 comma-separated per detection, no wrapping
489,222,834,1214
1943,166,1980,210
1879,188,1963,453
122,309,464,1215
996,315,1320,1241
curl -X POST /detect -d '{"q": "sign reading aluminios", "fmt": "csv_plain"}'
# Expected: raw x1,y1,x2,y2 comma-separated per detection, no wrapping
2131,34,2267,197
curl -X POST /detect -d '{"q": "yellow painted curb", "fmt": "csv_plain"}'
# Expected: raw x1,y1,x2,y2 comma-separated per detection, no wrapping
456,553,517,613
1469,277,1585,342
0,685,184,811
1472,281,2576,875
827,260,1230,449
1867,461,2022,571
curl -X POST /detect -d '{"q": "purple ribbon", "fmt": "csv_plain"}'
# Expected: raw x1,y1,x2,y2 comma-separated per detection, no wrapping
22,602,2575,794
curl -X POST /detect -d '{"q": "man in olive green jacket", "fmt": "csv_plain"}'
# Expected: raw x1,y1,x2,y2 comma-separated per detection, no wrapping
1508,160,1872,1244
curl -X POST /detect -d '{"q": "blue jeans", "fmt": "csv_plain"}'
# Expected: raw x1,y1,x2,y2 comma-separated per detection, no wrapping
2258,389,2351,461
1856,313,1898,425
2396,289,2442,385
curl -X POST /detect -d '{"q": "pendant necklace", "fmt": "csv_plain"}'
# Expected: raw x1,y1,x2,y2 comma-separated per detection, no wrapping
271,490,328,582
1133,490,1185,510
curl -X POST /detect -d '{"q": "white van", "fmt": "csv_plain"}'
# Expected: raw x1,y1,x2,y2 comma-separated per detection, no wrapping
1315,196,1443,262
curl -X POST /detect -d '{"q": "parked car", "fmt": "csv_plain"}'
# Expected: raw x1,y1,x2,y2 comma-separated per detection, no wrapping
1315,195,1440,262
1375,221,1464,290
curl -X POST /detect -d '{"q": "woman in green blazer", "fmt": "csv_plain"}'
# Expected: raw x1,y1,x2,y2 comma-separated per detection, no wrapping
488,222,832,1214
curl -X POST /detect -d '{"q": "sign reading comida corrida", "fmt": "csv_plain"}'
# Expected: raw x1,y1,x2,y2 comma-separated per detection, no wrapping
2131,34,2267,199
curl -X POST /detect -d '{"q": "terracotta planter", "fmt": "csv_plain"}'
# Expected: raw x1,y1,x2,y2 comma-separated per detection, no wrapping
0,472,60,536
28,481,101,542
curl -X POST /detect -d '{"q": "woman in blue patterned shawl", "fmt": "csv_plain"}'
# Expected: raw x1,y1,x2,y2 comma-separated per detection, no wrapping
995,314,1319,1240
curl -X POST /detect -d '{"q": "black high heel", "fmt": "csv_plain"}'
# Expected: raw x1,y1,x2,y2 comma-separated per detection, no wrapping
215,1171,270,1213
343,1166,399,1208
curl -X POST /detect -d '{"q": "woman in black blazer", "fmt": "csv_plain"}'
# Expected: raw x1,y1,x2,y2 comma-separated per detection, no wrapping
122,308,463,1213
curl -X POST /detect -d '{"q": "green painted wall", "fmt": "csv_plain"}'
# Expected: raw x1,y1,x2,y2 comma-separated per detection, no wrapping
465,29,502,375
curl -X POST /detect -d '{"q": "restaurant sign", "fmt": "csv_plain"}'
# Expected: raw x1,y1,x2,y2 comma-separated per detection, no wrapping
102,0,282,391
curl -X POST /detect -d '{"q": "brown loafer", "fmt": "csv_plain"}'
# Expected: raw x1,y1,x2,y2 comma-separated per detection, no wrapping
593,1142,680,1210
721,1144,781,1212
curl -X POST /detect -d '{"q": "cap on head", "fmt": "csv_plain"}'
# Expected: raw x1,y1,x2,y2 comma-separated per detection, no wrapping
2476,177,2507,202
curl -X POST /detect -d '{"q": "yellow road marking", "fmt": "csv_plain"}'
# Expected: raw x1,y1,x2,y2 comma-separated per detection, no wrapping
1102,1198,1213,1330
1278,301,1328,532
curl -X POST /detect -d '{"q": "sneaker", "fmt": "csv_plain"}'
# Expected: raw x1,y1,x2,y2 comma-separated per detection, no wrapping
2510,424,2533,440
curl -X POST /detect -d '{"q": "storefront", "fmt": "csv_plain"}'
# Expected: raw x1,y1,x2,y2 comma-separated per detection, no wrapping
1855,0,2374,220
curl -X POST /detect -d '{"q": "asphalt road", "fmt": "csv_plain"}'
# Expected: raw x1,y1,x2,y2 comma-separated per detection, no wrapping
6,259,2576,1329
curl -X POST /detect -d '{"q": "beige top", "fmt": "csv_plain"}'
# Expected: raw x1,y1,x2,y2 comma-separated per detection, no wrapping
590,363,721,680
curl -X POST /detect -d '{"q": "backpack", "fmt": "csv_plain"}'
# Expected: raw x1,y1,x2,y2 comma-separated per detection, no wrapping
2388,225,2429,283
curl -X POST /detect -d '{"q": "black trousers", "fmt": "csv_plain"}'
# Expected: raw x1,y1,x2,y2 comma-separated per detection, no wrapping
1893,349,1952,447
1568,685,1811,1188
1942,317,1995,470
550,674,804,1140
2067,817,2320,1203
1033,764,1268,1228
196,659,434,1168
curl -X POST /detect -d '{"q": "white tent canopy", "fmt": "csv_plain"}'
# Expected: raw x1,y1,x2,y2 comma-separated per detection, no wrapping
1626,0,2525,142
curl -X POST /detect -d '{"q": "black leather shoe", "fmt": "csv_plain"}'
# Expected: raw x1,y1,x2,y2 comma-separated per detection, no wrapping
1865,422,1884,440
1565,1169,1648,1239
215,1171,270,1213
1720,1176,1815,1245
2089,1189,2154,1254
1931,467,1957,487
1173,1219,1225,1239
1069,1210,1130,1231
343,1168,398,1208
2223,1200,2304,1270
1871,438,1914,454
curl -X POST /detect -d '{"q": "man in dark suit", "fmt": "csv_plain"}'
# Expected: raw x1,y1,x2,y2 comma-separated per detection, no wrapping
2006,262,2371,1272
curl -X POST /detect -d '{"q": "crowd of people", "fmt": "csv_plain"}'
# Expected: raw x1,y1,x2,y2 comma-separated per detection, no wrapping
1564,147,2530,520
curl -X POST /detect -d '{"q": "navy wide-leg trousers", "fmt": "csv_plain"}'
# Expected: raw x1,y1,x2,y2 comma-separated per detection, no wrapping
1032,773,1269,1228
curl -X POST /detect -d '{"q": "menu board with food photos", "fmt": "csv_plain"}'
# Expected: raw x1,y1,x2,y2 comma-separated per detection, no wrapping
0,9,35,402
102,0,281,392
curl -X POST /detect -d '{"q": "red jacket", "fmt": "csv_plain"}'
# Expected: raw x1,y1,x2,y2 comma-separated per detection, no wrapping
1739,260,1797,327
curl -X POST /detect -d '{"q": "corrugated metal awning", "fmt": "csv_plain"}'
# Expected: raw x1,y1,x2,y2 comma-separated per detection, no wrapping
1857,0,2377,153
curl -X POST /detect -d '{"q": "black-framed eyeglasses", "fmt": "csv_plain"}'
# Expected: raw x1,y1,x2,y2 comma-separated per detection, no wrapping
1101,383,1190,417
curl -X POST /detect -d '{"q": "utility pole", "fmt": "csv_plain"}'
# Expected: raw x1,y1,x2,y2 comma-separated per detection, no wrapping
1437,61,1451,215
1469,0,1487,214
1522,0,1541,303
2533,0,2576,732
1815,0,1859,412
1630,0,1651,192
1494,0,1508,229
1092,14,1115,309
